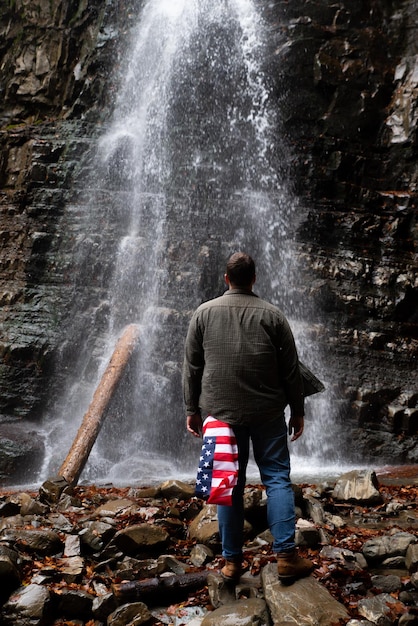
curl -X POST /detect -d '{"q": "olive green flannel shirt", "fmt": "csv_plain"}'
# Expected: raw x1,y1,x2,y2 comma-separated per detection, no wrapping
183,289,304,426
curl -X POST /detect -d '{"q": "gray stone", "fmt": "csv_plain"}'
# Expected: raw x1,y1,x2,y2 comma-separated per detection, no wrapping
201,597,271,626
79,520,115,551
295,519,321,548
0,528,63,555
56,556,84,583
244,486,265,510
157,554,187,575
371,574,402,593
0,553,21,599
94,498,136,517
158,480,195,500
92,592,118,622
320,546,367,571
112,524,169,555
261,563,349,625
107,601,152,626
64,534,81,557
17,493,48,516
304,495,325,524
38,476,70,503
190,543,214,566
56,589,94,619
188,505,220,547
324,512,346,528
2,583,51,624
332,470,382,504
358,593,406,626
363,531,416,564
406,543,418,573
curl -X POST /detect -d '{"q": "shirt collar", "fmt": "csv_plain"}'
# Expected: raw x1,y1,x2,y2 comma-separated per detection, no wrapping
224,288,258,297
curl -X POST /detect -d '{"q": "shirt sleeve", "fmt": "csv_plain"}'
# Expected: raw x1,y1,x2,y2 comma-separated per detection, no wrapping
275,316,305,417
182,311,204,415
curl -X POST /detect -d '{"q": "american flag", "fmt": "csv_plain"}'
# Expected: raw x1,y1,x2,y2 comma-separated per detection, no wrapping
195,416,239,506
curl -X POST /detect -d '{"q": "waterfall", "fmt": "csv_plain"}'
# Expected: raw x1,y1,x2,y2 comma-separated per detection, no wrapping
40,0,348,485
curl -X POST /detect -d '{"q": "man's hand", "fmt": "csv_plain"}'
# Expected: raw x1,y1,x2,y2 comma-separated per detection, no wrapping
288,415,304,441
187,413,203,438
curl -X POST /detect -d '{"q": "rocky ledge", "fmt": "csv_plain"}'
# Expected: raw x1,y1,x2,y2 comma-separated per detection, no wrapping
0,468,416,625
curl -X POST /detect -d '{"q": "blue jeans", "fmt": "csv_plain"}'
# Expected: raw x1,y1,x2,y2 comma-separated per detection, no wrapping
217,417,295,561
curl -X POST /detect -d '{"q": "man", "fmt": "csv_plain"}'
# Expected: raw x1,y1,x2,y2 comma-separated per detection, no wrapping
183,252,314,583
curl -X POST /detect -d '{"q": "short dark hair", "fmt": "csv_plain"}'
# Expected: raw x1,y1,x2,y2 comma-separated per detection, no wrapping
226,252,256,287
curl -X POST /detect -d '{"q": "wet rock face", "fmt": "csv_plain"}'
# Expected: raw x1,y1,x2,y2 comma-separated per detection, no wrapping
0,0,417,479
269,0,418,461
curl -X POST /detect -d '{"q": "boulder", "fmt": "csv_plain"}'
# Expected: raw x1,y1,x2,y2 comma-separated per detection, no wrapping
111,524,169,555
0,528,63,555
107,601,151,626
55,589,94,620
190,543,214,567
188,505,220,547
358,593,407,625
406,543,418,573
2,584,51,625
363,531,416,564
261,563,349,626
201,597,270,626
332,470,382,504
158,480,195,500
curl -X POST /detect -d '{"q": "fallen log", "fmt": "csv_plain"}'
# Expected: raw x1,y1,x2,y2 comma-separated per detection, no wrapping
57,323,140,487
112,571,209,605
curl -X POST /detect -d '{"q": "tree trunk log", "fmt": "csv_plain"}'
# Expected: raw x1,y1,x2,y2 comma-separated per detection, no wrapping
112,571,209,604
58,324,140,486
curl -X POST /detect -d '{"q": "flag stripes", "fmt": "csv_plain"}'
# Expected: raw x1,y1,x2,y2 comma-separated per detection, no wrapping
195,416,239,506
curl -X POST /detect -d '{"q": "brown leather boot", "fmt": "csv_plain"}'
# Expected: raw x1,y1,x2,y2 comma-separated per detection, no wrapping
277,550,314,583
221,559,242,582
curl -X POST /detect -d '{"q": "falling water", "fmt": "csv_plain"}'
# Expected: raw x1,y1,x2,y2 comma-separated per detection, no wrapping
40,0,349,485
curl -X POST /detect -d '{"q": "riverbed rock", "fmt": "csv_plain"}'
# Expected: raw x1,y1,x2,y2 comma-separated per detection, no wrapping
201,597,270,626
332,470,383,504
79,520,115,552
0,528,63,555
188,505,220,548
55,588,94,620
0,545,21,602
358,593,407,626
2,583,52,625
362,531,417,564
261,563,349,626
371,574,402,594
190,543,214,567
107,601,152,626
111,524,170,556
406,543,418,573
158,480,195,500
295,518,321,548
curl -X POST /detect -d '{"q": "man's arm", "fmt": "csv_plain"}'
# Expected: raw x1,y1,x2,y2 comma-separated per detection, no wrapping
288,414,304,441
187,413,203,438
275,315,305,432
183,312,204,436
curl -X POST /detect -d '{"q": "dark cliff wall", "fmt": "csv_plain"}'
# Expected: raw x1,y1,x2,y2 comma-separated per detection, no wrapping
0,0,140,480
272,0,418,461
0,0,416,481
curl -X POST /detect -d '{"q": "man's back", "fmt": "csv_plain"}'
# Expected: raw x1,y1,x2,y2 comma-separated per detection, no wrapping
183,288,303,426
